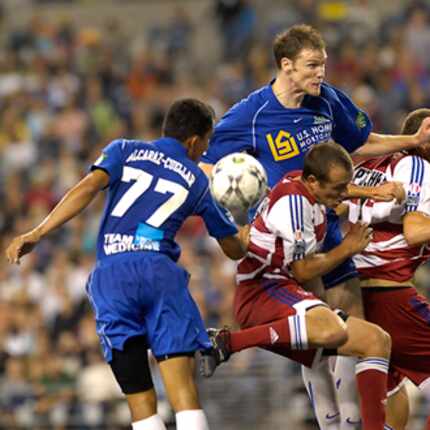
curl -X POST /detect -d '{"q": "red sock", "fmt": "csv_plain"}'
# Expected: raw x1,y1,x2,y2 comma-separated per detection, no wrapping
230,316,297,353
426,415,430,430
355,358,389,430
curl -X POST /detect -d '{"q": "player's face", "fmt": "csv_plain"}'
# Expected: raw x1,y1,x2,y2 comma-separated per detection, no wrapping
313,165,352,208
289,48,327,96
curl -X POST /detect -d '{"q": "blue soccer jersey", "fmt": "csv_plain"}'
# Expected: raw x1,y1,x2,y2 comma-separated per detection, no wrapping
91,137,238,262
201,81,372,188
87,136,238,362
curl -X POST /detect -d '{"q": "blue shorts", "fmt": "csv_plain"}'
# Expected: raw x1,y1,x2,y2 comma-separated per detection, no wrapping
86,252,212,362
321,209,358,289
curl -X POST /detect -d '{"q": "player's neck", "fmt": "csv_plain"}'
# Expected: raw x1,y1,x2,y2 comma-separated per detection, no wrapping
272,74,305,109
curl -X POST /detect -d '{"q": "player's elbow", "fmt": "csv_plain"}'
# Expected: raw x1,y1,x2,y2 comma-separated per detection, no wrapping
403,230,421,247
217,236,247,260
291,264,314,284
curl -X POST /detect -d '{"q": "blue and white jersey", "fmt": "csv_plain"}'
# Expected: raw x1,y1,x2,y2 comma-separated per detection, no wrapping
202,81,372,188
91,137,238,262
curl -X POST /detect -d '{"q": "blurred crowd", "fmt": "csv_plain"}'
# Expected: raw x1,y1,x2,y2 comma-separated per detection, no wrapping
0,0,429,428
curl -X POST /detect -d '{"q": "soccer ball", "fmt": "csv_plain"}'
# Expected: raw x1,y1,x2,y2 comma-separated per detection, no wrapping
210,153,268,218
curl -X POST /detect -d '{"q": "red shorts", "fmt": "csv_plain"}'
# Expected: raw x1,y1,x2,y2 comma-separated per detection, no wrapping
233,278,326,367
362,287,430,394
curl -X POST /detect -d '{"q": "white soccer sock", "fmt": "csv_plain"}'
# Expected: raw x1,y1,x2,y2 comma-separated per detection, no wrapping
334,356,361,429
302,358,340,430
132,414,167,430
176,409,210,430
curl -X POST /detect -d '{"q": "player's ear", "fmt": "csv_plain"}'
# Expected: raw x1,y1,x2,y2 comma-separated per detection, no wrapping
281,57,293,74
185,135,200,161
305,174,320,192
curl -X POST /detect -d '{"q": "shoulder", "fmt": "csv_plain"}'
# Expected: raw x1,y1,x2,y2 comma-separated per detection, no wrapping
320,82,347,103
218,85,271,123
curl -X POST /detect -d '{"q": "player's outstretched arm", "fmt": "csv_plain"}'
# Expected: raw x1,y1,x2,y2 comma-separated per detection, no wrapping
403,211,430,247
6,169,109,264
353,117,430,157
347,181,405,203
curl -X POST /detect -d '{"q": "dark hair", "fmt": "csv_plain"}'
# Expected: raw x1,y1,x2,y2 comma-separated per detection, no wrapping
162,98,215,142
400,108,430,135
303,142,353,182
273,24,325,68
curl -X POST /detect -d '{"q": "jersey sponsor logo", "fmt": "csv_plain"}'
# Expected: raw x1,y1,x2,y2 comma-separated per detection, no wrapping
103,233,160,255
266,130,300,161
353,167,385,187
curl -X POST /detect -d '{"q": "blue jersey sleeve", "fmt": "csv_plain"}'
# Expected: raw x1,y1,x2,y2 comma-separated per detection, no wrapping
201,100,256,164
327,85,373,153
91,139,125,185
193,186,238,239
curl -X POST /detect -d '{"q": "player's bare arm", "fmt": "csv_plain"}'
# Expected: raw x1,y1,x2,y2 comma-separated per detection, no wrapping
403,211,430,247
347,181,405,203
217,224,250,260
6,169,109,264
291,223,372,283
199,162,213,177
353,117,430,157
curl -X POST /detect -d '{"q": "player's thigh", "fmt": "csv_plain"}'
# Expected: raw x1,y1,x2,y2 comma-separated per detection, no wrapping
325,277,364,318
158,355,201,412
305,305,348,348
386,385,409,430
337,316,391,358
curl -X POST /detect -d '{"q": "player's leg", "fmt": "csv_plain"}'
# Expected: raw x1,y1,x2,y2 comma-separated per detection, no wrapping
318,210,364,430
110,336,166,430
336,316,391,430
326,278,363,430
157,355,209,430
386,385,409,430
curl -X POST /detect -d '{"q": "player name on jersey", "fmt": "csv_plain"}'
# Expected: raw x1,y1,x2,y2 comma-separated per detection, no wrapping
126,148,196,187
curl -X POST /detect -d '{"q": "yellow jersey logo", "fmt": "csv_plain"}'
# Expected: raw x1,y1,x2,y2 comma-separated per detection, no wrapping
266,130,300,161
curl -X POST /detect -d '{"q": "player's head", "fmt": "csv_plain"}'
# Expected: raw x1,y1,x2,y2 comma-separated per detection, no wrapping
273,24,326,96
302,141,353,208
400,108,430,162
162,98,215,162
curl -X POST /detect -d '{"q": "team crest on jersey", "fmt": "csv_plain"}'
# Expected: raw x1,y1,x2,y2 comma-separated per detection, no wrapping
293,230,306,259
355,112,367,129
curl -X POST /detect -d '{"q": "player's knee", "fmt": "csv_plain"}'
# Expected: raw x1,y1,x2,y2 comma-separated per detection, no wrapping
362,324,391,358
321,322,348,349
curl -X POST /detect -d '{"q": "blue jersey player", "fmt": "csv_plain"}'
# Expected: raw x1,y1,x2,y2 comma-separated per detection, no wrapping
200,24,430,430
6,99,248,430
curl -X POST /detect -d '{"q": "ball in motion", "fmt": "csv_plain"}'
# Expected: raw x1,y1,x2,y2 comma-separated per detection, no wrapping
210,153,268,215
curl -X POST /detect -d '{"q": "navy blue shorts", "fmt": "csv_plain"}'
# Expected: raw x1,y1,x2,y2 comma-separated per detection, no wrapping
86,252,212,362
321,209,358,289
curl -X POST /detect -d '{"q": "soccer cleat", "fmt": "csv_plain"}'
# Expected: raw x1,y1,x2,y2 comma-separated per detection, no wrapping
199,327,232,378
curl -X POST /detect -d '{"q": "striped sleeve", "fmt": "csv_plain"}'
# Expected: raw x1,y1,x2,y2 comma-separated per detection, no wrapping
393,156,430,215
265,194,316,264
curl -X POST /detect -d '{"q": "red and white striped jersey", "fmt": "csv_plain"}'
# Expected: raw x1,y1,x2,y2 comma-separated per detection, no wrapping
237,176,326,285
349,153,430,282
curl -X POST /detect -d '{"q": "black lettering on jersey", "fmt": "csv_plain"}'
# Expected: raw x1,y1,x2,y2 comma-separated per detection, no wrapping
353,167,385,187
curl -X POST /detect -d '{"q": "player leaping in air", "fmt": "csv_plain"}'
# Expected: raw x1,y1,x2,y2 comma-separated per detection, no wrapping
199,24,430,430
6,98,249,430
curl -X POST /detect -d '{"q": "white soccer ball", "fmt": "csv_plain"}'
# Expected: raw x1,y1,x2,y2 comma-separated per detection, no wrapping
210,153,268,215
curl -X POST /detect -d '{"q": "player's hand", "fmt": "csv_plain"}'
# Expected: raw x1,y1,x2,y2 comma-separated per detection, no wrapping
414,116,430,146
370,181,405,204
5,230,41,264
342,222,373,255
